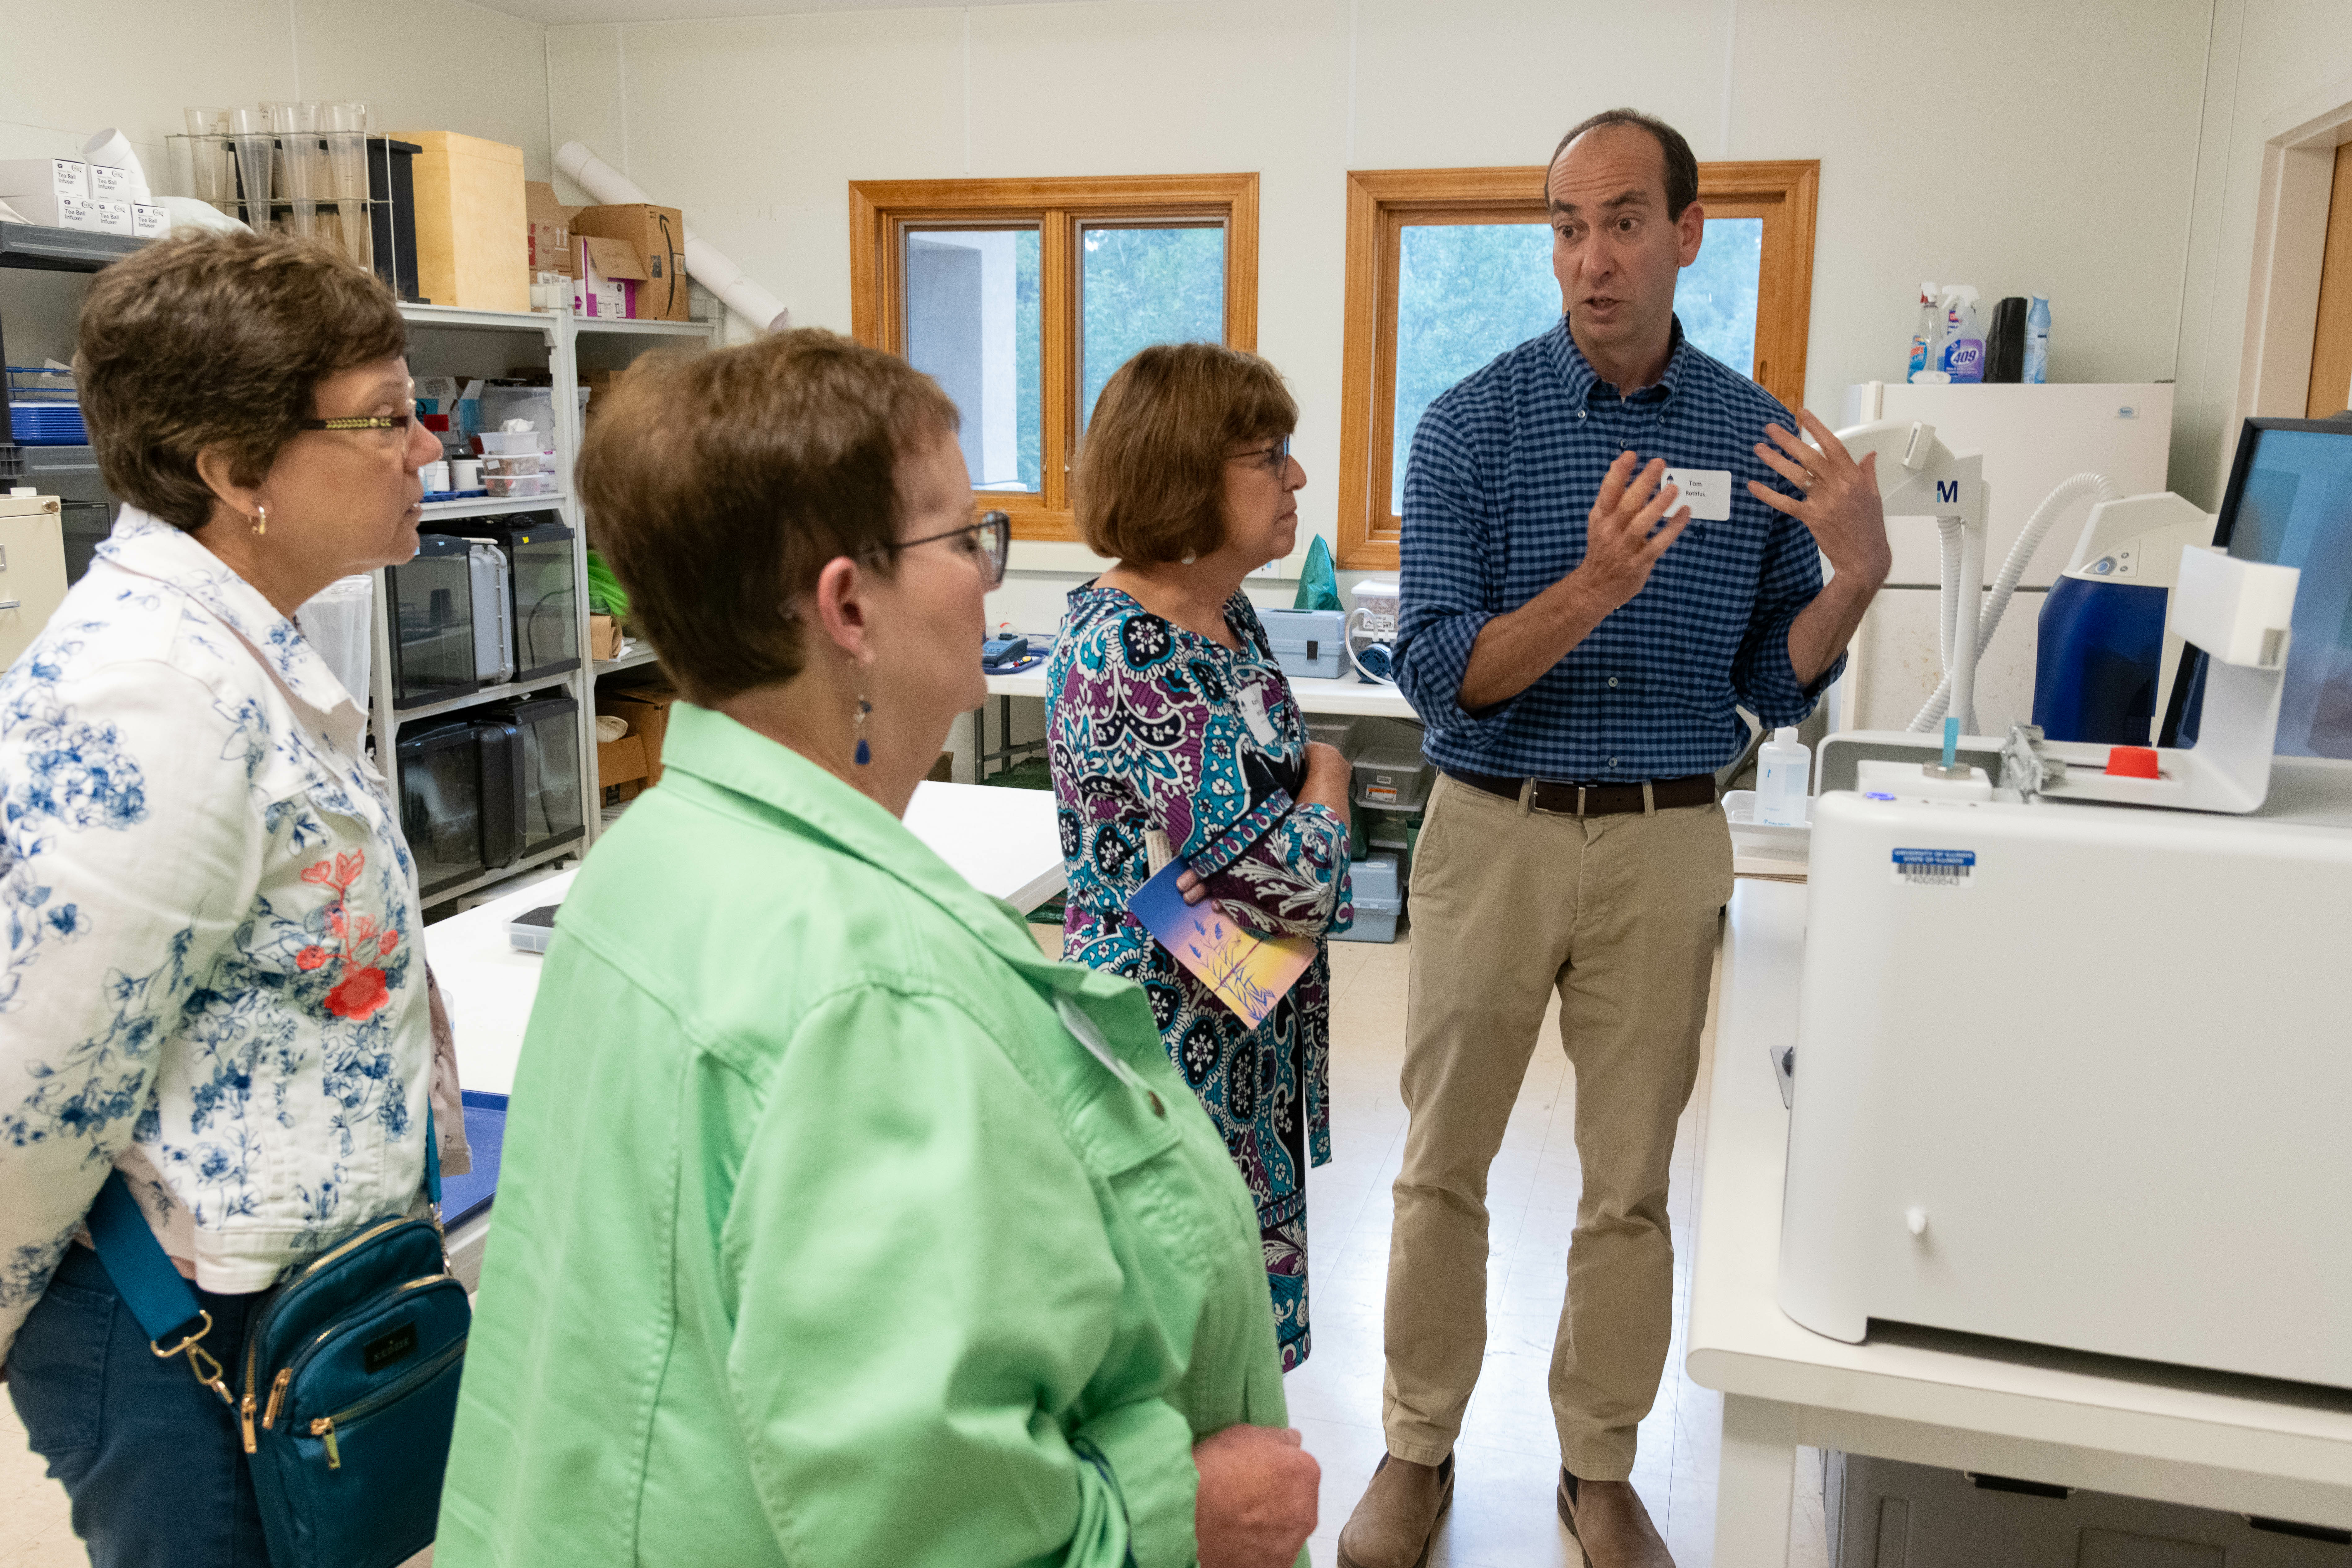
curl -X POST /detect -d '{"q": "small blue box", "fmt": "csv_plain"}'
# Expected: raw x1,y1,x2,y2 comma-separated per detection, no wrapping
1258,608,1347,680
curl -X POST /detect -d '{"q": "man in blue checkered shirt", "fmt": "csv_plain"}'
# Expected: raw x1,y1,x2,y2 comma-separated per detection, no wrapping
1337,111,1890,1568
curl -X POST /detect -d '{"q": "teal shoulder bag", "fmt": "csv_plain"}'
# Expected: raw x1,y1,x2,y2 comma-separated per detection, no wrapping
86,1113,470,1568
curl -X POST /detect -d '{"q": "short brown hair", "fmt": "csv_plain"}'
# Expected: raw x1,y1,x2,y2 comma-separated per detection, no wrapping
1550,108,1699,220
76,230,406,532
575,329,958,705
1073,342,1296,565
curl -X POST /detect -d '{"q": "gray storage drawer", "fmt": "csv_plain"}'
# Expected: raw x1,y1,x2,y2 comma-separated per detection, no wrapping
1827,1451,2349,1566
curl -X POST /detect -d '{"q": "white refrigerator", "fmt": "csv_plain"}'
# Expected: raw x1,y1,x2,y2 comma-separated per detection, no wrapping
1833,381,2178,735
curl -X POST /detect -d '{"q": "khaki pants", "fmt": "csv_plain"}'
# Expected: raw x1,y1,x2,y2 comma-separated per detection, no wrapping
1380,772,1731,1481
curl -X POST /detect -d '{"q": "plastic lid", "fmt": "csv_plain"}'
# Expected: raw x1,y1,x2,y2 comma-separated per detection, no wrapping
1774,726,1798,744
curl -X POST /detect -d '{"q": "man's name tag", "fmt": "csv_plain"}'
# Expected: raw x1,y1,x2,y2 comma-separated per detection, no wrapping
1662,468,1735,522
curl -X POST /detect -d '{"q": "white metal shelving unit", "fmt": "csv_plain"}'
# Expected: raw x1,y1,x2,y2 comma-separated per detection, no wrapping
371,303,716,907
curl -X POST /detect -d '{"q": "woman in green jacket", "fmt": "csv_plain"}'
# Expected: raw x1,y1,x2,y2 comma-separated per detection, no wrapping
434,330,1318,1568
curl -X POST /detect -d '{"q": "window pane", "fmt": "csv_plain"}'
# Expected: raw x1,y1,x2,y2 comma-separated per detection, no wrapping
1393,223,1558,513
1081,226,1225,427
904,227,1042,491
1679,217,1763,379
1390,217,1768,511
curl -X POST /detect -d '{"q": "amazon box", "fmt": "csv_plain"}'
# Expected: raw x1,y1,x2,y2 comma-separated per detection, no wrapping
569,202,687,321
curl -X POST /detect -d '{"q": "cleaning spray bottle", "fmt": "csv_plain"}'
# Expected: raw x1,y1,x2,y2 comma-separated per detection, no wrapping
1939,285,1986,383
1906,281,1940,382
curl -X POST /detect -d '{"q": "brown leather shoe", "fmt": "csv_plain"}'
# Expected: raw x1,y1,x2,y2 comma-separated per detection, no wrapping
1557,1470,1674,1567
1336,1453,1455,1568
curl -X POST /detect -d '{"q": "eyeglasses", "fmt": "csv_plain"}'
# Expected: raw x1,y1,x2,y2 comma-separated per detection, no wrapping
883,510,1011,587
300,413,415,433
1230,435,1291,476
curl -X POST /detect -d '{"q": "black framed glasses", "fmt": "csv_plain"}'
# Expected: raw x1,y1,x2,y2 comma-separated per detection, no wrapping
884,510,1010,587
1230,434,1291,476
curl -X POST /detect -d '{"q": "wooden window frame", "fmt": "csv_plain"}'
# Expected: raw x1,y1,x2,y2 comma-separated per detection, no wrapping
850,173,1260,543
1335,161,1819,570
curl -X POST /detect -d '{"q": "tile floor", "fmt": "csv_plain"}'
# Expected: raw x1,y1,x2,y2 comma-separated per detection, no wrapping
0,921,1827,1568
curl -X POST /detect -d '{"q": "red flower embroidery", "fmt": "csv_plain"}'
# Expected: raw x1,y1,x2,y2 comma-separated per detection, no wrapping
325,966,391,1020
297,848,400,1021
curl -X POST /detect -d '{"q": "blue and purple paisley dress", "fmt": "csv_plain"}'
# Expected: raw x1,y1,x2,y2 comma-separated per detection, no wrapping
1047,583,1351,1370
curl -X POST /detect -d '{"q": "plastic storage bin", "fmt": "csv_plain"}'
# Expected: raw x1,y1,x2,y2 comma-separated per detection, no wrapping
1306,718,1357,755
1826,1450,2350,1565
396,721,486,898
1258,608,1346,680
1352,745,1433,811
1333,853,1401,943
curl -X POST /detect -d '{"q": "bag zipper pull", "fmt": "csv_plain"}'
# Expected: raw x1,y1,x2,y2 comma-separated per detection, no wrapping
310,1416,341,1469
240,1390,258,1453
263,1368,292,1430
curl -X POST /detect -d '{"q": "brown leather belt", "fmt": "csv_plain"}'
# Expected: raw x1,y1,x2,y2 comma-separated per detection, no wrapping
1447,769,1717,818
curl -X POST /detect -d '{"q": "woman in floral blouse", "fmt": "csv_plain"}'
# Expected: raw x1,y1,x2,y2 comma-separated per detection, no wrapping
1049,343,1354,1371
0,231,464,1565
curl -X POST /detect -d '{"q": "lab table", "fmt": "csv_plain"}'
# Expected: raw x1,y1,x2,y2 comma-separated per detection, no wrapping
1693,880,2352,1562
424,781,1065,1279
975,666,1421,777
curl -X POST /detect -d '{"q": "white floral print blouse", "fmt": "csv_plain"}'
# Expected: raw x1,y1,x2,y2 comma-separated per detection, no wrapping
0,509,438,1361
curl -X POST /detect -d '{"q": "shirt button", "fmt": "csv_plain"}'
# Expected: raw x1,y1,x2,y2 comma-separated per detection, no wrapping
1608,676,1619,687
1609,758,1618,769
1578,410,1588,421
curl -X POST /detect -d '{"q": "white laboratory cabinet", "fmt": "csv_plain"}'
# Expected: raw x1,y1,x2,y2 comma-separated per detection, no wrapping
0,493,70,671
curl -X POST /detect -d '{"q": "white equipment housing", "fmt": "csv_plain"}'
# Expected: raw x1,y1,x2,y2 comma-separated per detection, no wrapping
1779,531,2352,1388
1778,762,2352,1389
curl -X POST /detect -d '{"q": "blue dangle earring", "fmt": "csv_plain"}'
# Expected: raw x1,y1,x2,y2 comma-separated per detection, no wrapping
852,690,874,767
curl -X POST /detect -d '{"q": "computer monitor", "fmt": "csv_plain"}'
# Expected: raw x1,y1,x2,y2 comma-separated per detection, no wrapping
2159,415,2352,758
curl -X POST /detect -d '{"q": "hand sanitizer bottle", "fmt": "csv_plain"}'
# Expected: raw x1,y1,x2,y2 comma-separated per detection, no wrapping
1755,727,1812,826
2024,293,2050,384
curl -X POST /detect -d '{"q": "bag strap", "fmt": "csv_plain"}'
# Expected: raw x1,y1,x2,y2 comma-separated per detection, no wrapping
87,1105,439,1400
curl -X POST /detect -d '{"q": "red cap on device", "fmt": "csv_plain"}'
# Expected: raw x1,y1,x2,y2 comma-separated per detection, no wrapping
2106,746,2161,779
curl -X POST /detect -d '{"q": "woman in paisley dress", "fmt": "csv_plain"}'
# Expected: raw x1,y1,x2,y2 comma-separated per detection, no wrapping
1049,343,1354,1372
0,231,465,1566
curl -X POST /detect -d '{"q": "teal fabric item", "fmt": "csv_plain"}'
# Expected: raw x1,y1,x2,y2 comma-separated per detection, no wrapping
1292,534,1341,611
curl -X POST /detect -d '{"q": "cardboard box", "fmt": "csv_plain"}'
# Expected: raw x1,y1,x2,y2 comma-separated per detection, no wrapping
0,158,87,201
86,198,132,237
597,684,679,786
524,182,572,276
596,732,648,793
569,203,688,321
395,129,528,313
588,614,623,660
131,202,166,241
570,235,645,319
0,190,100,231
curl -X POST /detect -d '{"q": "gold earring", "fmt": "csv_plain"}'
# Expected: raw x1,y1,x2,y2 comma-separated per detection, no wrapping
250,504,268,538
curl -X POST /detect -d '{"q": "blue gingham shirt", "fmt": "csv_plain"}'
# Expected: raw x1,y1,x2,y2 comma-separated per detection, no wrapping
1395,315,1840,781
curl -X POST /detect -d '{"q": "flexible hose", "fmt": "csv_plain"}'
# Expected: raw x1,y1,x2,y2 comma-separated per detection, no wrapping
1935,517,1962,675
1905,471,2123,733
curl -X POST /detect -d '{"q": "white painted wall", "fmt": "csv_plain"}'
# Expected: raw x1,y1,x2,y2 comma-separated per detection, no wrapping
2169,1,2352,508
0,0,553,179
540,0,2211,637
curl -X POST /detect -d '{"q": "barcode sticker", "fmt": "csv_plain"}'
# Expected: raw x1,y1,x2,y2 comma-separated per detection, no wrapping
1892,848,1975,887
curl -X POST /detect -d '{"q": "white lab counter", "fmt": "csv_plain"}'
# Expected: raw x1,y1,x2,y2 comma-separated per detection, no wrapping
425,781,1064,1098
1693,881,2352,1561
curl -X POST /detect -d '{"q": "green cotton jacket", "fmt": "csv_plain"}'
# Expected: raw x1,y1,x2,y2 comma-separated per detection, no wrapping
434,702,1295,1568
